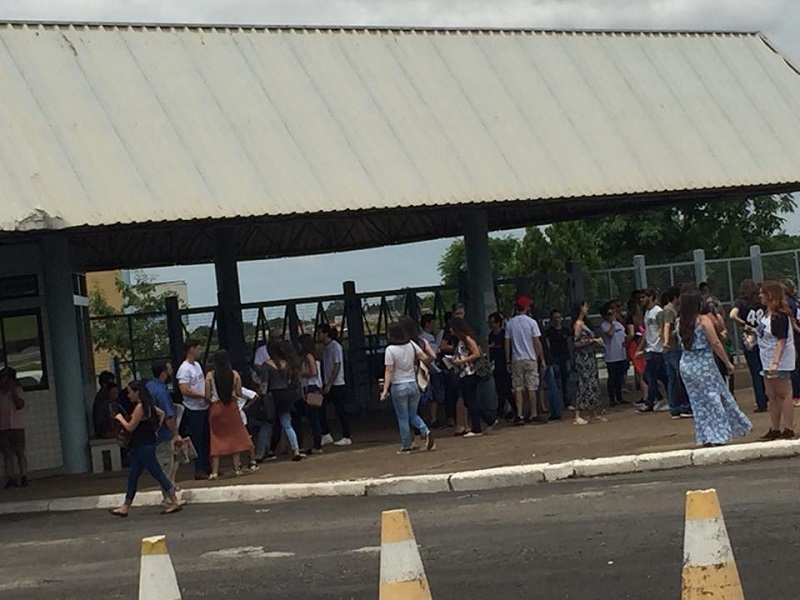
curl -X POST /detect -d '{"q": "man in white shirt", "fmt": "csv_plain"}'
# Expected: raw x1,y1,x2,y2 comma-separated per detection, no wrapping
316,324,352,446
505,296,546,426
176,339,210,478
638,290,669,413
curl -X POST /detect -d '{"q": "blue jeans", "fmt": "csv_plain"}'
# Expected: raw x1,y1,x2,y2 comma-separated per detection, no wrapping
279,412,300,451
249,418,271,457
182,408,210,476
126,443,175,503
536,365,563,418
645,352,668,409
664,350,691,415
552,355,572,406
743,346,768,410
391,381,429,450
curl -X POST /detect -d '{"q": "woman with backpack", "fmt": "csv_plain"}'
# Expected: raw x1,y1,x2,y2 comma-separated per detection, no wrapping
380,322,435,454
110,380,182,517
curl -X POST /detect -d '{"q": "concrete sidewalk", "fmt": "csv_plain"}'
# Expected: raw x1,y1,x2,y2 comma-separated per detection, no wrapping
0,387,785,509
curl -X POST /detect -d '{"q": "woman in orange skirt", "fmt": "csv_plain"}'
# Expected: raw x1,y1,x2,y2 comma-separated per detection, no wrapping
205,350,254,479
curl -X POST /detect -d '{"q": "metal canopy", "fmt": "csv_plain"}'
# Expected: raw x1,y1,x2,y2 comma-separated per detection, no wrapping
1,24,800,269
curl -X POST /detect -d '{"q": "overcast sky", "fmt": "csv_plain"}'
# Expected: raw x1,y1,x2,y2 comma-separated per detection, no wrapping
2,1,799,306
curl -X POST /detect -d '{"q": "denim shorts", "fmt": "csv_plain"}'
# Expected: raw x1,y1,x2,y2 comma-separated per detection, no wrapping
762,370,792,380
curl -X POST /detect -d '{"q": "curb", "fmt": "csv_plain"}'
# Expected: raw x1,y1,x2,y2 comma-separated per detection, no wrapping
1,440,799,515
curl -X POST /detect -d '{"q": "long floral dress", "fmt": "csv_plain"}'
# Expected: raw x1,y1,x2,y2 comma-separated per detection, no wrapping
574,324,601,411
679,321,752,445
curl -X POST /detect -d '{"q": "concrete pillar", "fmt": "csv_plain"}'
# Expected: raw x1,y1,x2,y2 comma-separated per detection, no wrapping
42,236,89,474
749,245,764,283
693,249,707,284
463,210,497,341
213,227,247,373
343,281,369,411
633,254,648,290
565,260,586,313
165,296,184,369
462,210,497,417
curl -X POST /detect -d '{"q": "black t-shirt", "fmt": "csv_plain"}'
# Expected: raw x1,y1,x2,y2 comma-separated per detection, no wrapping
770,313,790,340
488,329,506,368
544,325,570,359
734,300,765,328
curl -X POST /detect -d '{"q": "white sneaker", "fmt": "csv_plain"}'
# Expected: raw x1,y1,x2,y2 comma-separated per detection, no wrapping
654,400,670,413
573,416,589,426
334,437,352,446
321,434,334,446
462,431,483,438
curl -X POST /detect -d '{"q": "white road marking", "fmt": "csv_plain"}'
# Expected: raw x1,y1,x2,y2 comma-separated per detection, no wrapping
201,547,295,559
349,546,381,554
5,537,96,549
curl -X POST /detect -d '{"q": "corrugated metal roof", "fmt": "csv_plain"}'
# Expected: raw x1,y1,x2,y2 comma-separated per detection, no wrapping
1,24,800,237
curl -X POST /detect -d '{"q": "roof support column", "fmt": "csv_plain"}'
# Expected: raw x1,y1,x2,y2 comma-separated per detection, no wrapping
463,210,498,419
42,235,89,473
463,210,498,339
213,227,247,378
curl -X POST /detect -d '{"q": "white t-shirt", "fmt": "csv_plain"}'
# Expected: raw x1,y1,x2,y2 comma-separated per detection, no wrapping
644,306,664,354
600,319,627,363
505,314,542,361
420,331,441,373
254,345,269,366
322,340,345,387
301,359,323,389
385,342,423,385
177,360,207,411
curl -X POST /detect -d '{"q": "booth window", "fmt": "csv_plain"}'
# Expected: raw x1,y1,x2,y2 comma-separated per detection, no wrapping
0,311,48,390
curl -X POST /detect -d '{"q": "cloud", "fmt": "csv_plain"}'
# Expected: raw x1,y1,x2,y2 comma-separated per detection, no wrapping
1,1,795,58
0,0,788,31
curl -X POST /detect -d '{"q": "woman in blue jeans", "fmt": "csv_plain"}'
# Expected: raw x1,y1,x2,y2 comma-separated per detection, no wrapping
110,380,182,517
381,323,436,454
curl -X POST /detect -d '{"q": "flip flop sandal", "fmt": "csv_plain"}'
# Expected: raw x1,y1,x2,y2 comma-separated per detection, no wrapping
161,504,183,516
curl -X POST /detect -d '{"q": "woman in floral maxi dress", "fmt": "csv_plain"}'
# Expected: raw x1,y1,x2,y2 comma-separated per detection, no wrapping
678,291,751,446
572,301,605,426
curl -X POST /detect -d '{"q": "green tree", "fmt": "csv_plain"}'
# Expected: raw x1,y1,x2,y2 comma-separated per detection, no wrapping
437,235,521,285
89,272,183,376
593,194,796,266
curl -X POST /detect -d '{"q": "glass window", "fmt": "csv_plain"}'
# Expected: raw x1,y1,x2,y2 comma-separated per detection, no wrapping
0,275,39,300
0,311,48,390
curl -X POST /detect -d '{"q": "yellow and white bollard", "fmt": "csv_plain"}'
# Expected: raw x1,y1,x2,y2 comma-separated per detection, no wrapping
682,489,744,600
379,509,433,600
139,535,182,600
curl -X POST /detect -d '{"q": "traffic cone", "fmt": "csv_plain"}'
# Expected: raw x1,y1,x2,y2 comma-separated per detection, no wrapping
682,489,744,600
379,509,432,600
139,535,182,600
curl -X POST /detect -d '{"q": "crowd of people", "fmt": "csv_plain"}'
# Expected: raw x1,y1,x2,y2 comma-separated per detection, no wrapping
101,325,356,515
381,278,798,453
47,277,800,511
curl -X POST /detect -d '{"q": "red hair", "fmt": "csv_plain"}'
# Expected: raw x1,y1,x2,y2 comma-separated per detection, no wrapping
760,280,791,316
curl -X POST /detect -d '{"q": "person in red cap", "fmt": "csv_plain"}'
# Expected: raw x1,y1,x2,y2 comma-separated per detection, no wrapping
505,296,546,425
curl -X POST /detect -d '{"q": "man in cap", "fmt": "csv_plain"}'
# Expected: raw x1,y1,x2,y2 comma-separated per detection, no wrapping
505,296,546,426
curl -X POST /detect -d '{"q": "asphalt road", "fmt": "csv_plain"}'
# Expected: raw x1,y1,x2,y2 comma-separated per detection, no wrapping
1,460,799,599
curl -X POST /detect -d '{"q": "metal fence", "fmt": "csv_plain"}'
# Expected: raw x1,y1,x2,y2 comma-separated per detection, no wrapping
88,273,571,384
590,245,800,361
90,244,800,385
